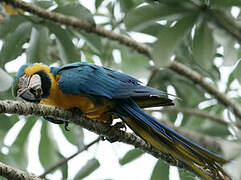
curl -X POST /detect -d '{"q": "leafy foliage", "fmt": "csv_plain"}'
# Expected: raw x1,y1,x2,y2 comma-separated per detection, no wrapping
0,0,241,179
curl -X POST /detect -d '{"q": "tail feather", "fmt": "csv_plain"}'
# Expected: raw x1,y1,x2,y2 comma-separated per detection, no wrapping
134,96,174,108
115,99,228,180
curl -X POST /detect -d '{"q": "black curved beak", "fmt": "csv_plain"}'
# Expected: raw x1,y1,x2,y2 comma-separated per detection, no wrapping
18,85,42,103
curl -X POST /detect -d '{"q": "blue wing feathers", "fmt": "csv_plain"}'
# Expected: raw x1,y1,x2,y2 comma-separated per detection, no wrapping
52,62,169,99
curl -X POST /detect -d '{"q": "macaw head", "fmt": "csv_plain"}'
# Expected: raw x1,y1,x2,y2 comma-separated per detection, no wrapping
12,63,52,103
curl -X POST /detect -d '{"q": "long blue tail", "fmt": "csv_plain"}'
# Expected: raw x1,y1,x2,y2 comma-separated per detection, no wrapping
114,99,228,180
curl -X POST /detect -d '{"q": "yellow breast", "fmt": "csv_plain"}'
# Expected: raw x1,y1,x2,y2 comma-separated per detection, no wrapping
40,74,113,122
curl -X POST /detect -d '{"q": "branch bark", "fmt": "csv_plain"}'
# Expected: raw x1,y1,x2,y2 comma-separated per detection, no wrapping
0,100,234,179
3,0,241,121
0,161,43,180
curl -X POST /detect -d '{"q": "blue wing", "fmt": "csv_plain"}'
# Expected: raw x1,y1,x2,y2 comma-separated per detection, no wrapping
51,62,168,99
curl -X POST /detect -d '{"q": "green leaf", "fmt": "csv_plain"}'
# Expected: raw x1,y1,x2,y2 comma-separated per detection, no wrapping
213,29,238,66
140,23,164,36
119,149,144,165
0,114,18,132
47,23,80,64
153,16,197,67
0,68,13,92
210,0,241,8
39,121,60,169
196,120,229,137
74,158,100,179
58,152,68,179
33,0,55,9
120,49,150,79
9,116,36,169
0,15,27,39
124,4,195,32
119,0,135,12
77,31,102,54
179,169,195,180
54,3,95,24
95,0,104,9
26,26,51,64
233,60,241,84
150,160,169,180
223,39,238,66
193,21,216,69
0,22,32,66
0,115,18,142
60,125,83,146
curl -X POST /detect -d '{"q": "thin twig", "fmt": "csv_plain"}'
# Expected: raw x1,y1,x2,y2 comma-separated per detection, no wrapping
147,68,159,86
169,61,241,119
40,137,100,178
148,107,241,128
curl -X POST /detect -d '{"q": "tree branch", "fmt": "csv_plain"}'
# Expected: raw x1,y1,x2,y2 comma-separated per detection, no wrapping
0,100,185,169
0,161,43,180
40,137,100,178
148,107,241,129
0,100,234,179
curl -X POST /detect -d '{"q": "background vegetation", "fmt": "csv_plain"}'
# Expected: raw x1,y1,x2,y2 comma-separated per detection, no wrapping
0,0,241,179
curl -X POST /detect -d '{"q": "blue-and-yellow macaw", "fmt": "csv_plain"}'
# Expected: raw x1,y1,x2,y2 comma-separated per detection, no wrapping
12,62,228,180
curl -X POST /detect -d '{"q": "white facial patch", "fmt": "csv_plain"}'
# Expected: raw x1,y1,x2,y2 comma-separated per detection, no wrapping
17,74,42,97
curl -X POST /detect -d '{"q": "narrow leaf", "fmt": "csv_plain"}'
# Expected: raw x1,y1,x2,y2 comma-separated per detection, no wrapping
26,26,50,64
39,121,59,169
33,0,55,9
54,3,95,24
77,31,102,54
153,16,197,67
119,149,144,165
210,0,241,8
95,0,104,9
179,169,195,180
119,0,135,12
0,68,13,92
9,116,36,169
0,22,32,65
74,158,100,179
151,160,169,180
60,125,83,146
213,29,238,66
0,15,26,38
233,60,241,84
47,23,80,64
193,21,216,69
124,4,195,32
58,152,68,179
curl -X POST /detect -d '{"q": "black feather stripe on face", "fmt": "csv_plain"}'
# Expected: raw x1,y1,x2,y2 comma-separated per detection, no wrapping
35,71,51,98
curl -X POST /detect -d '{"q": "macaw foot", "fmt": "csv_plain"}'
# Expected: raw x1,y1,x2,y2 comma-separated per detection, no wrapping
43,116,70,131
112,121,127,131
101,121,127,143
